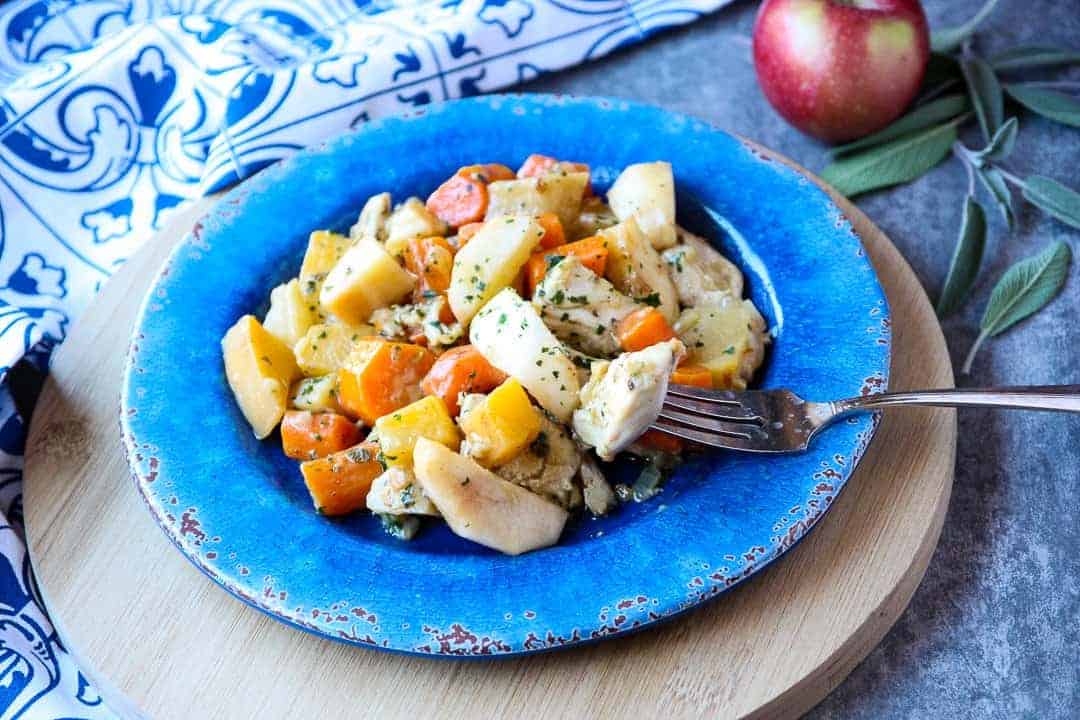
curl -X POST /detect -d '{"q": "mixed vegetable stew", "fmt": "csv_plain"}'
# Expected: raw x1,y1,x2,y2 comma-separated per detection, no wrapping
221,156,769,554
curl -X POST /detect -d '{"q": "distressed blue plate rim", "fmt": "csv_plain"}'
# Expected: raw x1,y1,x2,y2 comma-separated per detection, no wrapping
121,94,891,657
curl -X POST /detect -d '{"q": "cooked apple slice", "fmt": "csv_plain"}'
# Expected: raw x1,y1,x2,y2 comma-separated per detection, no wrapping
412,438,568,555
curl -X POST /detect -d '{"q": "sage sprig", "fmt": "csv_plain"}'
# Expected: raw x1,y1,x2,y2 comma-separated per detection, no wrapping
962,242,1072,373
819,2,1078,372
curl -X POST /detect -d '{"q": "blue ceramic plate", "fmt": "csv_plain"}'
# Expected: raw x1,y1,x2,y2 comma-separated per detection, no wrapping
122,95,890,656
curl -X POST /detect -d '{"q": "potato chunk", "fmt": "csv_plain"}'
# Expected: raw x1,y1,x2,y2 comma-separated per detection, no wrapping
289,375,343,413
373,395,460,468
469,288,580,422
600,218,679,323
263,278,317,347
384,197,448,258
299,230,351,300
674,297,768,390
458,379,542,468
447,216,542,324
221,315,301,439
412,438,568,555
485,173,589,228
606,161,677,250
319,237,416,325
293,322,374,376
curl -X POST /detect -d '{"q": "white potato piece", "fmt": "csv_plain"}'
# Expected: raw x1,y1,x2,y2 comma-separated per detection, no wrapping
606,161,677,250
384,197,447,258
289,375,343,413
600,218,679,323
533,255,639,357
349,192,391,242
263,278,317,347
662,226,744,306
221,315,301,439
447,216,542,324
573,339,684,461
486,173,589,228
366,466,440,516
319,237,416,325
293,322,373,376
413,438,568,555
469,288,581,422
675,296,768,390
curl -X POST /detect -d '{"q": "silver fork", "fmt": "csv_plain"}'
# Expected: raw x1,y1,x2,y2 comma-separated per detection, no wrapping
652,385,1080,453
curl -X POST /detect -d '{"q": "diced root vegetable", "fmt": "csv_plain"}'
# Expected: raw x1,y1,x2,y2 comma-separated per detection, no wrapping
524,236,608,296
446,216,543,324
319,237,416,325
372,395,460,468
516,154,593,196
458,164,515,184
403,236,455,301
420,344,508,416
485,173,589,228
616,307,677,352
469,288,581,422
290,375,343,414
384,198,448,257
458,378,543,468
299,230,352,300
263,278,317,347
412,438,568,555
300,442,382,516
426,173,488,227
606,161,677,250
535,212,566,249
281,410,363,460
336,340,434,425
671,363,714,388
454,222,483,248
222,315,301,439
293,323,373,376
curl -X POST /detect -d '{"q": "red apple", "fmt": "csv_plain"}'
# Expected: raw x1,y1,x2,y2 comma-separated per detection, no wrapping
752,0,930,143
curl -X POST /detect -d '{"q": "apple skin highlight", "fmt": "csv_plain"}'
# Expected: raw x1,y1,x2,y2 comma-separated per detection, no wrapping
752,0,931,143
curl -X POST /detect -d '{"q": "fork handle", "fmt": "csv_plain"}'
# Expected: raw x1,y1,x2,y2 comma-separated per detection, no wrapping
833,385,1080,414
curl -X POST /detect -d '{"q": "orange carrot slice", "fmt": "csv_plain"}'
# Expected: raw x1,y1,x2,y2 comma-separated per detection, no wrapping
420,344,508,416
300,442,382,516
337,340,434,425
616,307,677,352
281,410,363,460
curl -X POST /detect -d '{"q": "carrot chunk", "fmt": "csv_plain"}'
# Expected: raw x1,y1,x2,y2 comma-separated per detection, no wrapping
458,163,515,183
671,363,714,389
281,410,363,460
337,340,435,425
403,236,455,301
420,344,508,416
300,442,382,516
535,212,566,250
426,174,488,227
455,222,484,248
616,307,677,352
525,236,609,296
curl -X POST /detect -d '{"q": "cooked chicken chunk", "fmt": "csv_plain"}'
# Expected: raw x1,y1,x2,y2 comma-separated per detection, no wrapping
661,226,744,307
580,455,617,516
533,256,640,357
572,339,685,461
370,296,463,350
366,466,440,516
349,192,391,242
600,218,680,323
496,414,583,510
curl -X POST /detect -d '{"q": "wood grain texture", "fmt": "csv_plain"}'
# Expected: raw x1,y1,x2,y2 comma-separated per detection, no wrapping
23,153,956,720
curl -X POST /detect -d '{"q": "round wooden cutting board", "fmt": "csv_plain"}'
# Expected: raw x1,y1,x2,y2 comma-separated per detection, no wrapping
23,153,956,720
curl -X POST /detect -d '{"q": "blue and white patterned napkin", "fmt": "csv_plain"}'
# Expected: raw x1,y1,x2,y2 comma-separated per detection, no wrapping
0,0,729,715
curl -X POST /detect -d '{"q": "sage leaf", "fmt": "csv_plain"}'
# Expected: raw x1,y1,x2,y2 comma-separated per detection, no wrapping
937,196,987,318
961,55,1004,143
829,95,969,157
991,46,1080,72
820,121,959,197
962,241,1071,373
931,0,1002,53
970,117,1018,166
1005,84,1080,128
977,167,1015,228
1022,175,1080,230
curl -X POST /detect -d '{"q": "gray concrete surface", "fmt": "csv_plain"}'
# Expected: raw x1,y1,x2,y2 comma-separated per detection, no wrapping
525,1,1080,717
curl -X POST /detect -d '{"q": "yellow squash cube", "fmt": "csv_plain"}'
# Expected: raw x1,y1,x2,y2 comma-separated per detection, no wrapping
458,378,542,468
293,323,373,376
289,375,342,413
373,395,460,468
299,230,352,299
319,237,416,325
263,278,317,346
222,315,301,439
